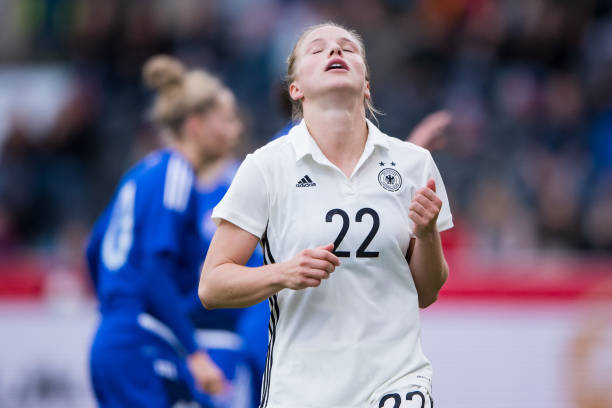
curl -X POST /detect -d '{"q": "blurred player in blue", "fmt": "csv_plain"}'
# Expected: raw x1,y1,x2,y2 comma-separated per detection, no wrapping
192,92,269,408
86,55,233,407
195,162,266,408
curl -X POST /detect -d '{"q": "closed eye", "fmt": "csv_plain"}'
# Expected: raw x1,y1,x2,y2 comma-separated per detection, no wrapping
312,49,323,54
342,48,354,53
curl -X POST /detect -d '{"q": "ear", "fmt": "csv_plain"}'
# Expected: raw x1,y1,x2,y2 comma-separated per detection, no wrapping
364,81,371,101
184,114,201,137
289,81,304,101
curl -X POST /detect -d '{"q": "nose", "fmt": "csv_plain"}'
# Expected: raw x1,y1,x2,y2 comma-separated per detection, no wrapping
328,44,342,57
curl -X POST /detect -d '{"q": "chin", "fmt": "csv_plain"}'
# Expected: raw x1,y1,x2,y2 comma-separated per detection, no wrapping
318,78,363,95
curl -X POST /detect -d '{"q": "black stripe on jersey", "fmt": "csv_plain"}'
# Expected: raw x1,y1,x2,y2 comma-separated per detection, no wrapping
262,294,279,408
260,231,278,408
261,294,273,407
262,232,276,264
299,177,307,184
304,175,313,183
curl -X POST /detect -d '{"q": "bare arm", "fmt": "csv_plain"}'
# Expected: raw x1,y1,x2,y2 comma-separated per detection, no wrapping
406,110,452,151
407,179,449,308
198,220,340,309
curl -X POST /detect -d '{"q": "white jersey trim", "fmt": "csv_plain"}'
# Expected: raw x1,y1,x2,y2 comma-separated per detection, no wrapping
163,155,193,212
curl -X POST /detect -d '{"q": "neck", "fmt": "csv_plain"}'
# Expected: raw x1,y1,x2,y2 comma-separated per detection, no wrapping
168,139,209,172
198,155,232,184
302,96,368,177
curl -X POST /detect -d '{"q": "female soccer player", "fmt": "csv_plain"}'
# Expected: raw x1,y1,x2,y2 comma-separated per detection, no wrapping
87,55,231,407
199,23,453,408
190,91,268,407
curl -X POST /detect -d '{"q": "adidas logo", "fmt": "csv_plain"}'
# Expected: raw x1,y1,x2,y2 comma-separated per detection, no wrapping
296,175,316,188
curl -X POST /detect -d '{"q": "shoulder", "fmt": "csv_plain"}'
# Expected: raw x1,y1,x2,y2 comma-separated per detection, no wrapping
384,133,429,154
252,134,293,159
162,151,195,212
270,120,299,141
382,131,432,164
368,119,431,161
243,134,295,173
197,159,239,194
133,149,195,212
127,149,179,180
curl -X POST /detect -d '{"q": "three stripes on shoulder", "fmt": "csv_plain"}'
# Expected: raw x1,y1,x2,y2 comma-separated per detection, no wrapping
163,155,194,211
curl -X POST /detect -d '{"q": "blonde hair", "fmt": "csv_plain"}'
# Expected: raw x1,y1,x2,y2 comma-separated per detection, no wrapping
286,22,382,121
143,55,223,136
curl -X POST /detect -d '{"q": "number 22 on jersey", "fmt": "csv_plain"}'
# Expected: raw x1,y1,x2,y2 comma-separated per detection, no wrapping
325,208,380,258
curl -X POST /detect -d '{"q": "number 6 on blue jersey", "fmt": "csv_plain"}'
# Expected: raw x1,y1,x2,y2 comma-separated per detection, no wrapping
102,181,136,271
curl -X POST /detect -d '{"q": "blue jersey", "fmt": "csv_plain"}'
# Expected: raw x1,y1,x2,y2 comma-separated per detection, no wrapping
195,159,269,408
87,148,203,354
270,120,298,141
188,160,264,332
197,160,242,264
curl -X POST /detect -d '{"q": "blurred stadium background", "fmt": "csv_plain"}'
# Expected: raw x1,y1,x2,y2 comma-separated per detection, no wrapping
0,0,611,407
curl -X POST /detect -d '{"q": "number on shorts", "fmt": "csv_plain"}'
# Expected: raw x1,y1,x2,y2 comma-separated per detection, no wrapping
378,390,426,408
406,391,425,408
379,393,401,408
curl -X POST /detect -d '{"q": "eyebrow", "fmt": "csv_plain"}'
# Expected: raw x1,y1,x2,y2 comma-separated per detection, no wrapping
339,37,358,47
305,37,359,50
305,38,325,48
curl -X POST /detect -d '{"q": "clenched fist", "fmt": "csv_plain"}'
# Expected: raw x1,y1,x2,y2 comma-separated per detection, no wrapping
281,243,340,289
188,351,227,395
409,179,442,238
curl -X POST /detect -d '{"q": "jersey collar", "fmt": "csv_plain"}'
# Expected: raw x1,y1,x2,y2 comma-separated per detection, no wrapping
289,118,390,163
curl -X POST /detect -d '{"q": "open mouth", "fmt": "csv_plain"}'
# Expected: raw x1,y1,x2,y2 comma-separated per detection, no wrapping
325,59,349,71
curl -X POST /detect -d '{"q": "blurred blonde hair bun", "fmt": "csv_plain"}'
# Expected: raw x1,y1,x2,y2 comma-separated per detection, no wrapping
143,55,185,91
142,54,223,134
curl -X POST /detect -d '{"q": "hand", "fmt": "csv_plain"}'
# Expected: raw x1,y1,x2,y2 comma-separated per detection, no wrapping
281,243,340,289
409,179,442,238
187,351,227,395
406,110,452,151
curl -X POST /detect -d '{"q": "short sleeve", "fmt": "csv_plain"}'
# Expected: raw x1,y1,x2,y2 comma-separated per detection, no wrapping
211,154,269,239
141,157,196,256
422,151,453,232
141,192,195,257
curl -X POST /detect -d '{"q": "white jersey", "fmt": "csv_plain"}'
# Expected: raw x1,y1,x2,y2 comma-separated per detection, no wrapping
212,119,453,408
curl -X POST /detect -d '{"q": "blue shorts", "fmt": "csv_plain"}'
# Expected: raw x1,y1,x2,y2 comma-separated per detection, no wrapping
134,314,255,408
90,318,212,408
195,329,253,408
